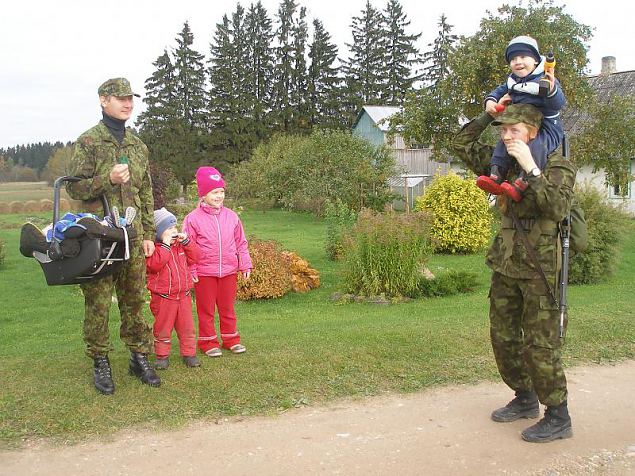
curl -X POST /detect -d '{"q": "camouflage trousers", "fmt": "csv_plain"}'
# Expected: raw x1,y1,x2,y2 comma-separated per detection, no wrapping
489,271,568,407
80,241,153,358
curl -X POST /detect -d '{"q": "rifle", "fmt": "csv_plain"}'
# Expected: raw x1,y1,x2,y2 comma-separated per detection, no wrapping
559,134,571,338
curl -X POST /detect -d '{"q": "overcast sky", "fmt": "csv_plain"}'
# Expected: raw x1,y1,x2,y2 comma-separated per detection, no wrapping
1,0,632,148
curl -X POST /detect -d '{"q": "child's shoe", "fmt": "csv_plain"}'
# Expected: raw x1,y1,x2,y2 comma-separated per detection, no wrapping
205,348,223,358
155,357,169,370
500,178,529,202
476,165,505,195
230,344,246,354
183,355,201,367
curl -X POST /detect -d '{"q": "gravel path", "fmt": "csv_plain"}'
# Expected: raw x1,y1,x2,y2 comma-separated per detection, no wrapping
1,361,634,475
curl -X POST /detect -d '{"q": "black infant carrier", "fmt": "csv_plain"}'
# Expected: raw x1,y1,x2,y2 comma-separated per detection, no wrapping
20,176,137,285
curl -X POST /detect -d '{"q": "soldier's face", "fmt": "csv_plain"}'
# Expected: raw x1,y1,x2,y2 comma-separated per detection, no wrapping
100,95,134,121
500,122,536,146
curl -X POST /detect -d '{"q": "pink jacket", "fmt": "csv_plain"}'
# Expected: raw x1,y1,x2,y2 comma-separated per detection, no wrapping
182,203,252,279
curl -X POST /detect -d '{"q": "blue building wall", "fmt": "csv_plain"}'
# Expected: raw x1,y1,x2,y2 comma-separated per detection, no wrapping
352,112,385,147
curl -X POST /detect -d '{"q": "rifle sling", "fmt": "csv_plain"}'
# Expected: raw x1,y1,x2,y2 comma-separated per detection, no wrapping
509,207,559,307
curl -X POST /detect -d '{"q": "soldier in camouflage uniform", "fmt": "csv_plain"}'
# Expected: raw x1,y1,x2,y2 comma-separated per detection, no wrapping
66,78,160,395
452,104,576,442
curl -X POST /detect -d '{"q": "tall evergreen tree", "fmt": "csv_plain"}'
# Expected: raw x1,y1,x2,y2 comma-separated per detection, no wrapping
138,50,177,132
308,19,343,129
421,14,457,87
139,22,208,192
245,1,275,128
271,0,311,133
173,22,208,129
208,4,267,166
382,0,421,105
341,1,387,124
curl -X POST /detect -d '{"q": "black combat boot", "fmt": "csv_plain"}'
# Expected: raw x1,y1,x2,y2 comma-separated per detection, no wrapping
521,402,572,443
93,355,115,395
491,390,539,422
129,352,161,387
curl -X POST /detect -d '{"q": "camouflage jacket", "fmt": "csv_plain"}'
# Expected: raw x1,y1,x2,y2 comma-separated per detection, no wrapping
452,113,577,279
66,121,155,241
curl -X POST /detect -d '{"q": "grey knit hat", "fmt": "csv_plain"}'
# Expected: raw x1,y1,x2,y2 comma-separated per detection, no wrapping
505,35,541,64
153,207,177,241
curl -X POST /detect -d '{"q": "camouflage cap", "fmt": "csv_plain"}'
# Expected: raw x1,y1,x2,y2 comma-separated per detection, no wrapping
491,103,543,129
97,77,140,97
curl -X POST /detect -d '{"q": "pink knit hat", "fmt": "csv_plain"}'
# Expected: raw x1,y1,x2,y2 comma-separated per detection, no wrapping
196,166,226,197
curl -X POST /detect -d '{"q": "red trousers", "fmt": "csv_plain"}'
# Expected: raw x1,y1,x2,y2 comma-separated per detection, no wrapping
150,292,196,358
194,274,241,352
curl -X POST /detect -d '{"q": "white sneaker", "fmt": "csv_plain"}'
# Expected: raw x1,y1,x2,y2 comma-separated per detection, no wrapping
205,348,222,358
230,344,246,354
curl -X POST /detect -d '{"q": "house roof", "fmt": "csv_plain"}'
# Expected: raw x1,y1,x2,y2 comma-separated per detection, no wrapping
563,69,635,135
353,105,401,131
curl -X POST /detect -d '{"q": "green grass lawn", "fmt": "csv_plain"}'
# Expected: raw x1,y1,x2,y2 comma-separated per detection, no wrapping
1,209,633,447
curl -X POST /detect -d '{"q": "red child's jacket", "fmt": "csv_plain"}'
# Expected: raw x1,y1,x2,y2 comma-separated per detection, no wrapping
146,239,200,298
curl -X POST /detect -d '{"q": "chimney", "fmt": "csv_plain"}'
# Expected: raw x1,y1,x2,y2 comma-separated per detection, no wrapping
601,56,617,75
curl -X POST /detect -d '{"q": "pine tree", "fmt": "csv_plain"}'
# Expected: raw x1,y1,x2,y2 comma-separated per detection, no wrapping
341,0,388,124
382,0,421,105
308,19,343,129
421,14,457,87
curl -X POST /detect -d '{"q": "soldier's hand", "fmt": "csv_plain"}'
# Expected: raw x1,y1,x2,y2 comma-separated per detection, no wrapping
110,164,130,184
506,140,537,173
143,240,155,257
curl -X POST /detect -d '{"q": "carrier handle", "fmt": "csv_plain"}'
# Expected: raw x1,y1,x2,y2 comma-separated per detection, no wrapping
52,176,111,226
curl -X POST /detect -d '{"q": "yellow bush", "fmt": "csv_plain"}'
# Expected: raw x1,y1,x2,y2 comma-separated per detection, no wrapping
237,240,292,300
0,202,9,214
283,251,320,293
237,240,320,300
415,172,492,254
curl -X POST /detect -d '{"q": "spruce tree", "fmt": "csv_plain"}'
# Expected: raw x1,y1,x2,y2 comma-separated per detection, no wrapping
382,0,421,105
421,14,457,87
271,0,310,133
139,22,208,192
308,19,343,129
245,1,275,130
341,0,387,124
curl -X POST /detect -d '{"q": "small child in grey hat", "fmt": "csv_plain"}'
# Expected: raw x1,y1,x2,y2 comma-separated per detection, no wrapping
478,35,566,202
146,207,201,369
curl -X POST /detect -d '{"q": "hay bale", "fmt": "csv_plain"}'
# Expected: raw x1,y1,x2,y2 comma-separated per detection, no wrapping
0,202,9,214
40,199,54,212
23,200,40,213
9,201,24,213
58,198,71,212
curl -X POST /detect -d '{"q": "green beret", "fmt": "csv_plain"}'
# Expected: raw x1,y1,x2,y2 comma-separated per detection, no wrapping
98,77,140,98
492,104,543,129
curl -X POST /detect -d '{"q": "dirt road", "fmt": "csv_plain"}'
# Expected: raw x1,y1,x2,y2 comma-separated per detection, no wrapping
1,361,634,475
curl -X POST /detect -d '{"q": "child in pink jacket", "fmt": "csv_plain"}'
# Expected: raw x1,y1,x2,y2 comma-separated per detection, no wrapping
183,167,253,357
